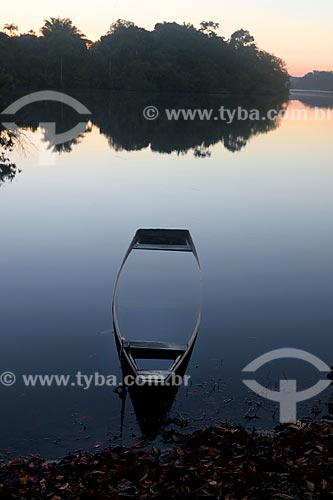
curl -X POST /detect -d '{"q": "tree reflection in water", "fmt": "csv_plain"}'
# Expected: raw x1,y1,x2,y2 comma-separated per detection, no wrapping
0,128,18,186
0,92,291,184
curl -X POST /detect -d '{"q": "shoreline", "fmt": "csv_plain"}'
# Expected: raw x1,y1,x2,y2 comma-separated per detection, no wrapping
289,89,333,95
1,421,333,499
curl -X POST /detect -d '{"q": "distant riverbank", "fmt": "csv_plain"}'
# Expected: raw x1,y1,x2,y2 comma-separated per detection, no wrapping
290,89,333,95
290,71,333,92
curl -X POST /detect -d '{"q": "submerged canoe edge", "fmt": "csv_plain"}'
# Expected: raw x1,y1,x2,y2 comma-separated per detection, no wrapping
112,228,201,386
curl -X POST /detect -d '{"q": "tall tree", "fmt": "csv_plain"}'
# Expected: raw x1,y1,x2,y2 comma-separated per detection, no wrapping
229,29,255,50
41,17,89,87
199,21,220,37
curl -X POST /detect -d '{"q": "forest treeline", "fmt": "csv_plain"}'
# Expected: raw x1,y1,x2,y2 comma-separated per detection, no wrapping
290,71,333,91
0,18,289,94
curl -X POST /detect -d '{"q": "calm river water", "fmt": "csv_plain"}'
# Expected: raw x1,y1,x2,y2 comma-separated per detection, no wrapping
1,90,333,458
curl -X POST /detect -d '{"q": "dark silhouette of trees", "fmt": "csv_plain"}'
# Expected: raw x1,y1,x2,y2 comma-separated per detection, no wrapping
0,92,286,164
40,18,90,87
0,92,286,188
199,21,220,37
0,32,14,87
0,17,289,93
229,29,255,50
0,128,17,186
289,92,333,109
92,20,152,90
291,71,333,91
86,93,286,155
3,23,19,37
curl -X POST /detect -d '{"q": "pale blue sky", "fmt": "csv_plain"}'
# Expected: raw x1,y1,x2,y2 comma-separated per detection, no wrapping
2,0,333,75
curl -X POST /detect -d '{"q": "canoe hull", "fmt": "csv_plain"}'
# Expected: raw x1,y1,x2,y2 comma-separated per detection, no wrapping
112,228,201,388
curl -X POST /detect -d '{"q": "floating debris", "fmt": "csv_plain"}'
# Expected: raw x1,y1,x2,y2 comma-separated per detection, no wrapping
1,421,333,498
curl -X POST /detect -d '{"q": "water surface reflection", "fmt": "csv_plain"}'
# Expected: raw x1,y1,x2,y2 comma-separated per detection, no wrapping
0,92,333,458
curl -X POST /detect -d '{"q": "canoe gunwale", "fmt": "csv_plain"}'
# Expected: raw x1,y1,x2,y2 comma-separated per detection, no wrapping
112,228,201,386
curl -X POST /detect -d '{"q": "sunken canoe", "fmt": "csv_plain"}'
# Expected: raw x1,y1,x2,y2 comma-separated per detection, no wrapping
112,228,201,386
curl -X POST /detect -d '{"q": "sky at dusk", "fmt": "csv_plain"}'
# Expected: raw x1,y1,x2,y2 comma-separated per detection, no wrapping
2,0,332,76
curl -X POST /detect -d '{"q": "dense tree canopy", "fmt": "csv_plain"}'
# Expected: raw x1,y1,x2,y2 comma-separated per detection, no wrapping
0,18,289,93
